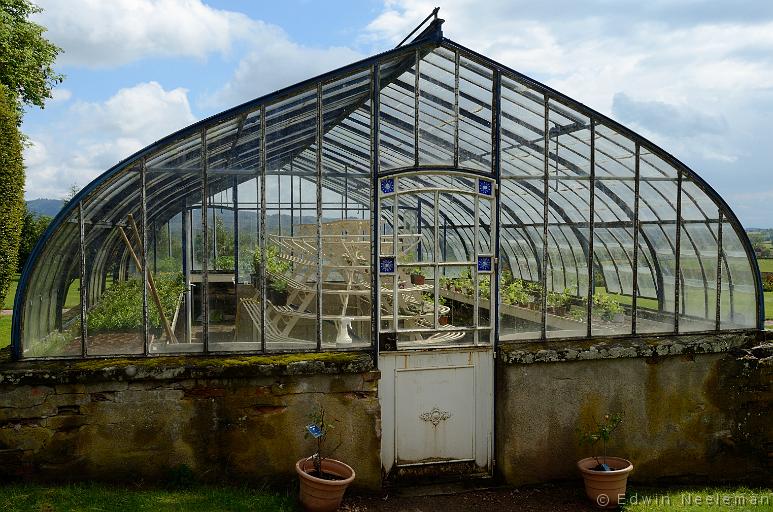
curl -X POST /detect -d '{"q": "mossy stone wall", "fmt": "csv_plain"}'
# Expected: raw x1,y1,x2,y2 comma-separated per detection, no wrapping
0,351,382,491
495,333,772,486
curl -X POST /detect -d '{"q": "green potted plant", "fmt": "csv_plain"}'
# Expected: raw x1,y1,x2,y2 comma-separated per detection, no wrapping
547,288,572,316
296,404,355,512
438,296,449,325
409,267,426,285
577,412,633,509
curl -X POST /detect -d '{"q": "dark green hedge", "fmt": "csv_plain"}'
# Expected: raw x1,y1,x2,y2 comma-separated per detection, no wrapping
0,85,24,310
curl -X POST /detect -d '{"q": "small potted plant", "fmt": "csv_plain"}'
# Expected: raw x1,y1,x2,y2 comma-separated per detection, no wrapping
409,267,426,286
296,404,355,512
577,412,633,509
547,288,572,316
438,296,449,325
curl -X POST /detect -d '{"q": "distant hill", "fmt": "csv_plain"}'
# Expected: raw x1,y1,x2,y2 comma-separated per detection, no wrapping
26,198,64,217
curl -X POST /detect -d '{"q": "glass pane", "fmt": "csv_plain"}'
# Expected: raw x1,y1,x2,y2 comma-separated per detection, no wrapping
147,169,204,354
545,101,590,338
635,156,678,333
458,55,493,172
720,222,758,329
418,48,455,165
85,171,145,355
379,56,415,170
22,208,82,357
679,222,718,332
500,178,543,340
501,76,544,177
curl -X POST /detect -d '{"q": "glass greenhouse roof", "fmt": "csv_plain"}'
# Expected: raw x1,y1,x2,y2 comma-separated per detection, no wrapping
12,18,762,360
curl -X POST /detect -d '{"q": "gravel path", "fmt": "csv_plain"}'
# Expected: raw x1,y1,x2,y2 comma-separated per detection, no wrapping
341,483,598,512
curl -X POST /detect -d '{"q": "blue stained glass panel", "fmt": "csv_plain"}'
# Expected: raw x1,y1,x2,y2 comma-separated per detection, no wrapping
380,178,395,195
379,256,395,273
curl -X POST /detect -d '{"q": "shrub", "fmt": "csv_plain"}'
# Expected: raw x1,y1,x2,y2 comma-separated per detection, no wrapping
592,291,624,321
0,85,24,309
762,273,773,292
87,273,185,332
17,205,51,272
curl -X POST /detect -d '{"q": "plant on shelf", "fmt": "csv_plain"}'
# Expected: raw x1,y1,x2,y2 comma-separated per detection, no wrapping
438,296,449,325
592,291,624,322
547,288,572,315
525,280,543,307
452,268,474,296
252,244,291,277
409,266,426,285
253,245,292,300
576,412,632,508
213,255,234,271
501,269,513,287
502,279,531,307
295,404,355,512
479,275,491,300
439,275,452,291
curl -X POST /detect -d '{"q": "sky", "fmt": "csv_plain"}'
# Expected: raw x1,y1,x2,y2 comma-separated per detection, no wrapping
20,0,773,227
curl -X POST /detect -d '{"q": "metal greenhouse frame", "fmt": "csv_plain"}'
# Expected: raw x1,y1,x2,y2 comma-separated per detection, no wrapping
12,16,763,361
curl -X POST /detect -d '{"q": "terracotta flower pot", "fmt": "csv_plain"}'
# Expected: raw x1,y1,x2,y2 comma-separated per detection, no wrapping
296,457,355,512
577,457,633,509
439,315,449,325
411,274,425,286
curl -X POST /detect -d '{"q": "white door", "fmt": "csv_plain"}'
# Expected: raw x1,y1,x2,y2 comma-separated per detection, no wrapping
376,172,496,477
380,349,493,473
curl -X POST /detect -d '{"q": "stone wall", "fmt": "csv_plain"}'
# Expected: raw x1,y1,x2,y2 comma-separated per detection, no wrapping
0,351,382,491
495,332,772,486
0,332,769,491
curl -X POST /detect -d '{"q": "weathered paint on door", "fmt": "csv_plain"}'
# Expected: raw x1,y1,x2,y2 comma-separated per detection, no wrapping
379,348,494,474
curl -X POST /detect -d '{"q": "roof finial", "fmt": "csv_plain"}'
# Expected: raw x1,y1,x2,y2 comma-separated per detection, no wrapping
396,7,442,48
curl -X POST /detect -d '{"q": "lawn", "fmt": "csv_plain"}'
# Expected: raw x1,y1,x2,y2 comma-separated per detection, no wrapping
3,274,19,309
0,315,10,349
0,483,297,512
758,258,773,273
622,486,772,511
766,291,773,321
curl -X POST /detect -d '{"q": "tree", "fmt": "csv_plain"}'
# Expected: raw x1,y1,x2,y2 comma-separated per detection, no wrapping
0,0,63,120
0,85,24,309
62,184,80,208
17,203,51,272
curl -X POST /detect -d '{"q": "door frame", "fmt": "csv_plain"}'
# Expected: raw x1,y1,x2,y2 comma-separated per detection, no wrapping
373,169,500,478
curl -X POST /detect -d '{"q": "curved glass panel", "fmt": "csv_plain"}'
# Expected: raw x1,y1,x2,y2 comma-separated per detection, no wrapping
14,37,760,359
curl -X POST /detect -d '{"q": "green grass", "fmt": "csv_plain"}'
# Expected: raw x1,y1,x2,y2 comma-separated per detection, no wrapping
0,315,10,349
758,258,773,273
765,291,773,321
0,483,297,512
622,486,772,511
3,274,19,310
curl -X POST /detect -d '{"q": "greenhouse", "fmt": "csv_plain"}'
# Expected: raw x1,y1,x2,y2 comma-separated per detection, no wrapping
11,16,762,361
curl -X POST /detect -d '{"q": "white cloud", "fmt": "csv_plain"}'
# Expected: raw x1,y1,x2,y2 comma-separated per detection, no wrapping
50,88,72,103
206,35,361,108
24,82,196,199
365,1,773,226
33,0,256,67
